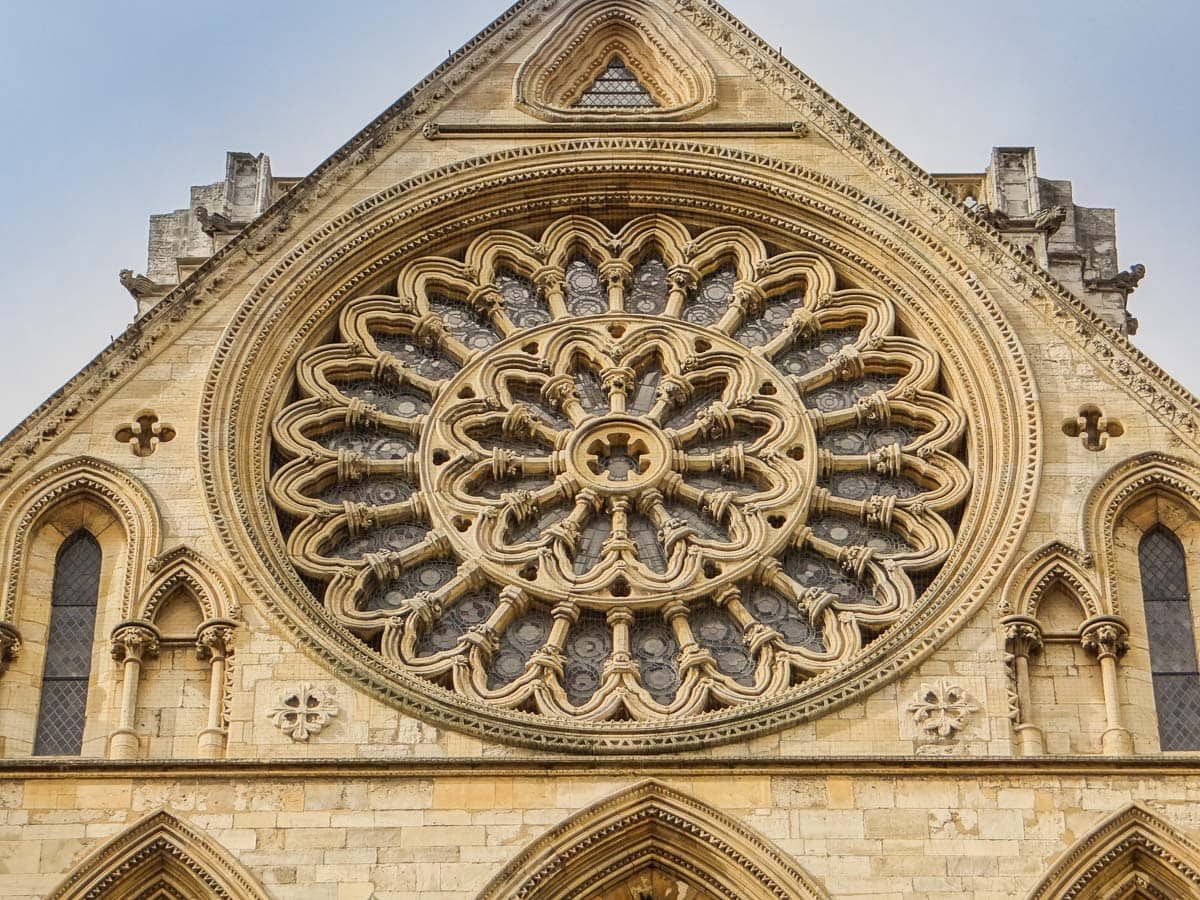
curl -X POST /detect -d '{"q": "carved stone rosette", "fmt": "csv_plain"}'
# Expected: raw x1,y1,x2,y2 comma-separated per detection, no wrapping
269,216,970,726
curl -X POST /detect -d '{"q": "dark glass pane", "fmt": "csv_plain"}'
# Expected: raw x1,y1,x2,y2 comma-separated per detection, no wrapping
1153,674,1200,751
1139,526,1200,750
562,611,612,706
372,332,460,381
428,296,501,352
496,269,551,330
487,608,552,689
782,548,875,606
574,58,658,109
743,585,823,652
1140,527,1190,599
33,679,89,757
1146,600,1200,675
627,256,669,315
733,289,807,349
40,607,97,679
632,617,680,705
691,604,755,686
564,258,606,317
34,531,101,757
682,267,735,327
415,591,498,658
365,559,458,611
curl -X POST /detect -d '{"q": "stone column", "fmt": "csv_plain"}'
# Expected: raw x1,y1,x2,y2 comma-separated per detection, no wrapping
195,619,236,759
1081,615,1133,755
108,620,160,760
0,621,21,676
1002,615,1045,757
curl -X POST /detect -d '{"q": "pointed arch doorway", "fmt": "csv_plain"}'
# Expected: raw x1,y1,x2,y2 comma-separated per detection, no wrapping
480,780,827,900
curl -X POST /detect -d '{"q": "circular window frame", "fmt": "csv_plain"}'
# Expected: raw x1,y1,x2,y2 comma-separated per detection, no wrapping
202,142,1038,753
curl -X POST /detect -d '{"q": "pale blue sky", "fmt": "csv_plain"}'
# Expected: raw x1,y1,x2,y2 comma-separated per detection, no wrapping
0,1,1196,435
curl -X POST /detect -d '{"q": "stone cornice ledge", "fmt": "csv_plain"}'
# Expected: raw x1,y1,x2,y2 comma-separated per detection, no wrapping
3,756,1200,779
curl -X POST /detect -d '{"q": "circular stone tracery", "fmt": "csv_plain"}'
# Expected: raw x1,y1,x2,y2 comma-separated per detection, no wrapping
425,316,816,612
268,214,973,725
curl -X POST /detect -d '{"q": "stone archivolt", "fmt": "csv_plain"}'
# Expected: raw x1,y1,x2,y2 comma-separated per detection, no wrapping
480,779,829,899
47,809,270,900
514,0,717,121
1027,803,1200,899
269,214,969,726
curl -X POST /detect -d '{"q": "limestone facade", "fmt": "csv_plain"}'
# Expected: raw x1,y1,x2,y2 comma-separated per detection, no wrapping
2,1,1198,897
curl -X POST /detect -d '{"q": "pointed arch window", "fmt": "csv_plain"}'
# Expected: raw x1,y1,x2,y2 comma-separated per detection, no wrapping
1139,525,1200,750
33,530,102,756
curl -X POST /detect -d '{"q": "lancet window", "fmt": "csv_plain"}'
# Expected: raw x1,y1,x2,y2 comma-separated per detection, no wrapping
33,530,102,756
1139,525,1200,750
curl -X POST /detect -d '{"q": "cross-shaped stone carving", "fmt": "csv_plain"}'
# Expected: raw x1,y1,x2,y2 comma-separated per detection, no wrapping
114,411,177,458
586,433,649,483
1062,405,1124,452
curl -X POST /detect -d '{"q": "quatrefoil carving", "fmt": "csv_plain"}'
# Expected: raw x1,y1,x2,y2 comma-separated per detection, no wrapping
114,411,177,458
1062,405,1124,452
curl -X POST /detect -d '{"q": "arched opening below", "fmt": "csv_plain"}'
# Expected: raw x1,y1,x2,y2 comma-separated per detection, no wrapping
481,780,827,900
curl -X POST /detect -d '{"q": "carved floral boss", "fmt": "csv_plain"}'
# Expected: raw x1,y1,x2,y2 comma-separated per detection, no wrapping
270,216,970,723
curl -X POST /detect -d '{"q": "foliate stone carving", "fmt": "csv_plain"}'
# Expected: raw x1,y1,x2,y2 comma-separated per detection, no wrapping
908,680,978,739
195,621,236,661
0,621,20,675
1081,617,1130,659
1003,616,1044,659
268,215,971,730
266,684,339,742
110,621,160,663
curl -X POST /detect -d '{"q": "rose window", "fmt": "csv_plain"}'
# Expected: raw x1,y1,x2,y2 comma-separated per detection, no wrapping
270,216,970,722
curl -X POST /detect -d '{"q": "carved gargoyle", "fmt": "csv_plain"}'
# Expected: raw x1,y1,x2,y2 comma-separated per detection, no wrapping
195,206,240,235
1086,263,1147,297
1034,204,1068,237
118,269,166,300
1113,263,1147,292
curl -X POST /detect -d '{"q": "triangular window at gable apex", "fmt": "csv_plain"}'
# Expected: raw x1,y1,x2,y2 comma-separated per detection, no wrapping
573,56,659,109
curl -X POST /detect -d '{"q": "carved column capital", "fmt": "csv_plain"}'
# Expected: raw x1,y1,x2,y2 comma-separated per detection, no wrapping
1001,615,1043,658
1080,615,1129,660
110,621,160,663
196,618,237,661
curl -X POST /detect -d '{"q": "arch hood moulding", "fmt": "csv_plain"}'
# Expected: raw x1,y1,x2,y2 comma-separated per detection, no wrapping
513,0,717,121
0,0,1189,759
